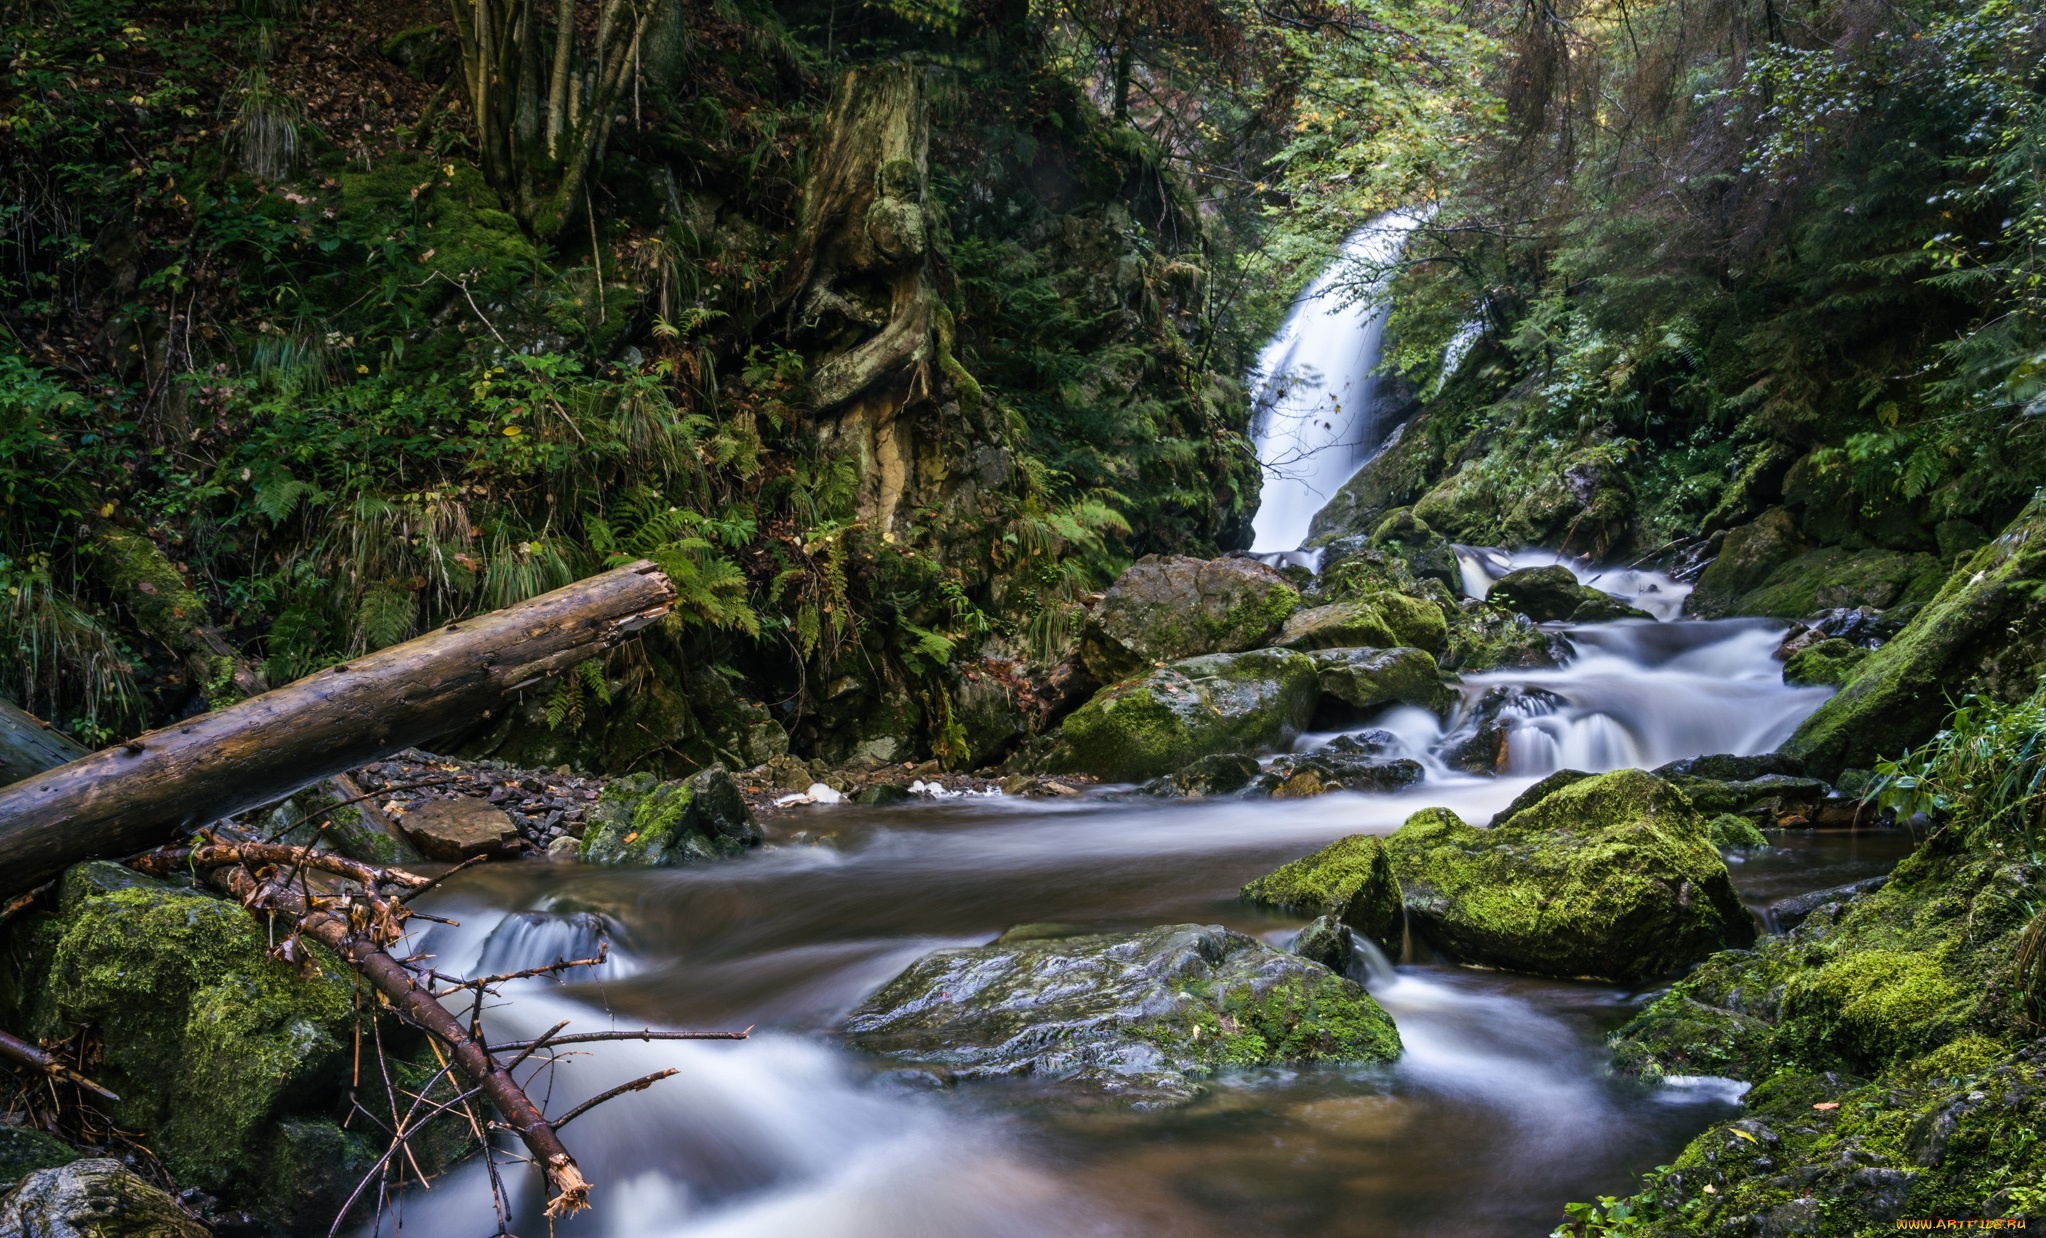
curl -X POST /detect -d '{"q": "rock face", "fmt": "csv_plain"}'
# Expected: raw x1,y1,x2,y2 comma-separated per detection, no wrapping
579,765,762,864
1058,649,1319,783
1385,769,1755,983
1690,506,1945,619
1079,556,1299,684
1786,497,2046,777
398,796,519,861
1274,595,1446,654
1781,636,1868,686
0,1158,207,1238
842,924,1400,1106
1309,647,1452,716
1241,834,1405,956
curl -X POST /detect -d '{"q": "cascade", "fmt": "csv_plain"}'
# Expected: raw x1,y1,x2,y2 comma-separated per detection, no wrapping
1247,210,1427,553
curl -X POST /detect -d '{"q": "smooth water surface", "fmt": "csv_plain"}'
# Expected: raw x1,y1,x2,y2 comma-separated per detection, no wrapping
368,587,1902,1238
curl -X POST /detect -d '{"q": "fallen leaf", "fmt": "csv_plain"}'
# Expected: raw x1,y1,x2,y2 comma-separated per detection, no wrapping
1813,1102,1839,1111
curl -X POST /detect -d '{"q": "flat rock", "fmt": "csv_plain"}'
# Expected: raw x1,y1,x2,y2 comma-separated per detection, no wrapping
0,1158,207,1238
843,923,1401,1107
398,796,519,861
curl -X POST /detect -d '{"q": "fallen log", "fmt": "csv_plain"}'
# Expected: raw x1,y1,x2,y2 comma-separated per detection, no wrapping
0,561,675,897
0,698,91,788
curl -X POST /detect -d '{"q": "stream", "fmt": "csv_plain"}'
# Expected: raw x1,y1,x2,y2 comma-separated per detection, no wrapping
369,588,1912,1238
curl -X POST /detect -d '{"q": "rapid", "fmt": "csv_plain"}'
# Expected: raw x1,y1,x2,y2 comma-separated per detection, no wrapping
361,241,1909,1238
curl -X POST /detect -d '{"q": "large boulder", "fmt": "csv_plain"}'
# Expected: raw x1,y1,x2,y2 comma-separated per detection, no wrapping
1385,769,1755,983
0,1158,207,1238
1275,594,1446,654
1309,646,1452,716
1785,496,2046,778
1688,507,1806,617
1080,555,1299,684
1058,649,1319,783
842,924,1400,1106
4,864,360,1210
1367,509,1460,591
1241,834,1405,955
580,765,761,865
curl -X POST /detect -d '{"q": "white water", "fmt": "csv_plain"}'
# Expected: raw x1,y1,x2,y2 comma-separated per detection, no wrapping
1454,545,1693,621
1248,211,1427,553
357,554,1857,1237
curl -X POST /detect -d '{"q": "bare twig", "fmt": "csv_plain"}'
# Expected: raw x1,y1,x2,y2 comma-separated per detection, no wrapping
395,855,490,904
422,946,608,995
0,1027,121,1102
551,1069,678,1130
490,1027,754,1052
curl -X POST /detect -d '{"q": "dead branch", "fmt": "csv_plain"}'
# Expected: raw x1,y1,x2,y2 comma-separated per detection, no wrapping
490,1028,754,1051
424,946,609,995
0,1027,121,1102
552,1069,679,1130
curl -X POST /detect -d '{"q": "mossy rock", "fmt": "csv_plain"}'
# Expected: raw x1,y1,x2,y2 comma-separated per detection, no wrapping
1366,508,1460,591
1785,495,2046,778
0,1126,78,1192
1309,646,1452,716
0,1158,208,1238
1078,555,1299,684
1737,546,1943,619
580,765,761,865
1666,773,1827,824
1689,507,1805,618
1485,565,1584,622
842,924,1400,1106
1707,812,1768,851
1780,635,1868,687
1241,834,1405,955
20,873,358,1200
1140,752,1263,798
1058,648,1319,783
1385,769,1755,983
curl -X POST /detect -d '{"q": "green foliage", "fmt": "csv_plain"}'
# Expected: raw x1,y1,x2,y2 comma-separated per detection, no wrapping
1873,682,2046,851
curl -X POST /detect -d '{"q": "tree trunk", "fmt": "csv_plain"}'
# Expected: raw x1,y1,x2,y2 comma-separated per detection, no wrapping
0,561,675,898
0,698,90,788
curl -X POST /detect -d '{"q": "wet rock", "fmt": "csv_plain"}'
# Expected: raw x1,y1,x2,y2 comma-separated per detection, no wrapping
1291,916,1356,973
1776,606,1892,660
1248,753,1423,800
0,1158,207,1238
580,766,762,865
1487,565,1649,623
545,835,582,862
1438,685,1565,774
397,796,520,861
856,782,915,806
1662,772,1828,826
1764,876,1888,934
842,924,1400,1107
1276,592,1448,656
1079,555,1299,684
1386,769,1755,983
1241,834,1405,955
1690,507,1807,618
1058,649,1319,783
1487,769,1592,827
1140,753,1262,799
1653,752,1807,782
1309,647,1452,716
0,1126,78,1192
1485,566,1583,621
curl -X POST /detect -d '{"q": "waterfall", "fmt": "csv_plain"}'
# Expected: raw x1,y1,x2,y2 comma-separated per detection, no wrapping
1247,209,1427,553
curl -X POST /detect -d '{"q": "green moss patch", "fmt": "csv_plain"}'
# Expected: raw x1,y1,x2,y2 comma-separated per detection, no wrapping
1241,834,1405,955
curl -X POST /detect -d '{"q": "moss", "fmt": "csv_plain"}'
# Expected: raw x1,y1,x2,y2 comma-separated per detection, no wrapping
1733,546,1944,619
1241,834,1405,955
1780,949,1962,1070
1309,646,1452,715
1274,601,1401,651
1689,507,1804,618
1080,556,1299,683
335,152,542,287
580,765,760,865
1782,636,1869,687
1058,648,1319,782
32,883,357,1194
1386,769,1754,983
1785,496,2046,778
1708,812,1769,851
